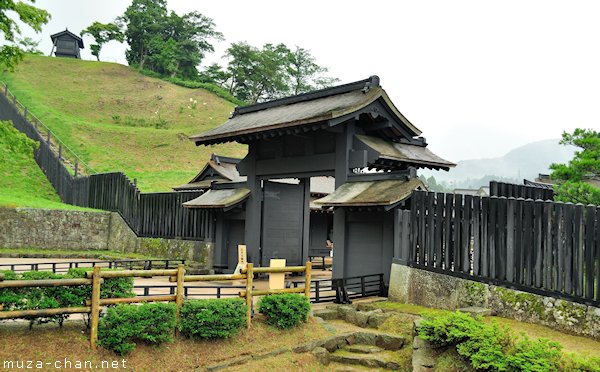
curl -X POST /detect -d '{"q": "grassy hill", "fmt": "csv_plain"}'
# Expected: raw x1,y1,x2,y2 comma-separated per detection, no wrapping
0,55,246,191
0,120,86,209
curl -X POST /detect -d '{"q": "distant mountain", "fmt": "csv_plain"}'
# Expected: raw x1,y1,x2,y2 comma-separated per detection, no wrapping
421,139,576,189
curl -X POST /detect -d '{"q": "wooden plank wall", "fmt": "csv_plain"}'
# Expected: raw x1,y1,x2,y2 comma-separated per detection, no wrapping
406,190,600,306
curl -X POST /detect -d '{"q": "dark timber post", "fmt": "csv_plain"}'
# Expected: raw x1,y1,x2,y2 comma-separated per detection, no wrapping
243,146,262,265
332,120,354,279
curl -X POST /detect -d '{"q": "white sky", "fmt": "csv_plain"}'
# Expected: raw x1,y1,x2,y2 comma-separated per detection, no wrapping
18,0,600,162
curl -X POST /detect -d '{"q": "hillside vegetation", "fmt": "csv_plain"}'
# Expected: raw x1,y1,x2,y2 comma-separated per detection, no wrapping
0,55,246,191
0,120,84,209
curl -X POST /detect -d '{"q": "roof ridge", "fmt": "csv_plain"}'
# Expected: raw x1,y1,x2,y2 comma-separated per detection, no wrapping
232,75,380,117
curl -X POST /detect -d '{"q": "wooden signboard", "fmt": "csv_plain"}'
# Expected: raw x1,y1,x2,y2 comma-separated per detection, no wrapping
233,245,247,274
269,259,286,290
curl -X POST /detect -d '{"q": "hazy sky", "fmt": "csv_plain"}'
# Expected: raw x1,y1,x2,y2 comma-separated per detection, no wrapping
18,1,600,162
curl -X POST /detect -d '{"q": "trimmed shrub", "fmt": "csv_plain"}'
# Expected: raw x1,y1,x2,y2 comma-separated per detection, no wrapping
179,298,246,339
98,303,176,355
257,294,310,329
419,312,568,371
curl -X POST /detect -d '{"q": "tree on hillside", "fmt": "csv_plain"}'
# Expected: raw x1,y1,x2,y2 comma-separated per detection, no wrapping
223,42,338,103
81,21,123,61
197,62,228,86
0,0,50,70
119,0,222,80
119,0,168,69
287,46,339,95
16,37,42,54
550,128,600,205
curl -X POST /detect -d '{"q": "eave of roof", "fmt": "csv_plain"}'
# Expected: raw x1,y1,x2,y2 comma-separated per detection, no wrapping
182,188,250,209
50,29,84,48
356,134,456,171
313,177,425,208
189,76,422,146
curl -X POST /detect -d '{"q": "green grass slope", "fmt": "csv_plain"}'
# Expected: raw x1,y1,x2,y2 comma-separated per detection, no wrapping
0,55,246,191
0,120,86,209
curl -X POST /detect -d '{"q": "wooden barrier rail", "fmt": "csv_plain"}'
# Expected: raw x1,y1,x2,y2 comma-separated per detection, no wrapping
0,262,313,349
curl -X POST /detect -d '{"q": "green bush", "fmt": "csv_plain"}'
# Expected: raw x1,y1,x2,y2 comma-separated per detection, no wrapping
178,298,246,339
66,268,135,299
98,303,176,355
418,312,583,372
0,269,134,327
257,294,310,329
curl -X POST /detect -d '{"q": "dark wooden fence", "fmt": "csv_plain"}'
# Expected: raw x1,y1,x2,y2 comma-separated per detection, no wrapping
0,83,214,241
397,190,600,307
490,180,554,201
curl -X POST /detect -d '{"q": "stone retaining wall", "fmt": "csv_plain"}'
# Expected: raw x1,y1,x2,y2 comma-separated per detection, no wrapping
0,207,213,271
389,262,600,340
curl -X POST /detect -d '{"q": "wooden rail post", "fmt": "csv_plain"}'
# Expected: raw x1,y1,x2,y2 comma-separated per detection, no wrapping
90,266,101,351
245,263,253,328
304,262,312,299
175,263,185,330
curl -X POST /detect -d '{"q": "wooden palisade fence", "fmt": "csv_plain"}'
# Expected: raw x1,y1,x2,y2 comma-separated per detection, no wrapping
397,190,600,307
0,262,312,350
0,83,215,241
490,180,554,201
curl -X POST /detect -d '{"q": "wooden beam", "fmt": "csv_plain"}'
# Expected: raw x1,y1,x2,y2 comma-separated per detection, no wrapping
242,265,306,274
90,266,101,351
86,269,178,278
245,263,253,328
240,287,305,297
168,273,247,282
0,307,91,320
255,153,335,176
86,295,176,306
0,278,97,288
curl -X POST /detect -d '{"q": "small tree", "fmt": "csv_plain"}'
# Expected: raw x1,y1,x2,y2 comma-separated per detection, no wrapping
81,21,123,61
0,0,50,70
550,128,600,205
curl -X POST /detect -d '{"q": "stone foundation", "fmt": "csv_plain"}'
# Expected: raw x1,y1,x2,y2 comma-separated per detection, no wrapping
0,207,213,271
389,262,600,340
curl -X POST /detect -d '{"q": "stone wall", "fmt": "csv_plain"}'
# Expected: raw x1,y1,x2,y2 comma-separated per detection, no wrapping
0,207,213,272
0,208,112,250
389,262,600,340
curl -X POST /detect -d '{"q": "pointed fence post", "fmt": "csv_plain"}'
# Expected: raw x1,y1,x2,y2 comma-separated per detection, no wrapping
90,266,101,351
74,162,78,177
245,263,253,328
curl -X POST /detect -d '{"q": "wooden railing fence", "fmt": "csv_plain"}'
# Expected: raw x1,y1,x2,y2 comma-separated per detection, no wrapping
0,83,215,241
0,262,313,350
397,190,600,307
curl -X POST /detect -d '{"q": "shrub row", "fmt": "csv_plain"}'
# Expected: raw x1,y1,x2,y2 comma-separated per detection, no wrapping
419,311,600,371
98,294,310,355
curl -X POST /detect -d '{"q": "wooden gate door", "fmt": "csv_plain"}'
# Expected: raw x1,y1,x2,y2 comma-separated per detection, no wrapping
261,181,306,266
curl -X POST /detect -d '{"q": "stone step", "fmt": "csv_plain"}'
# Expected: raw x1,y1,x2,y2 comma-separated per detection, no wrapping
312,308,339,320
330,350,401,370
345,344,384,354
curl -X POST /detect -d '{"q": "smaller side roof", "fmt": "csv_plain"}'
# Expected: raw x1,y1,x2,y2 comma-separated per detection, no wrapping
182,188,250,209
356,135,455,170
50,29,84,48
314,177,425,208
173,154,245,191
